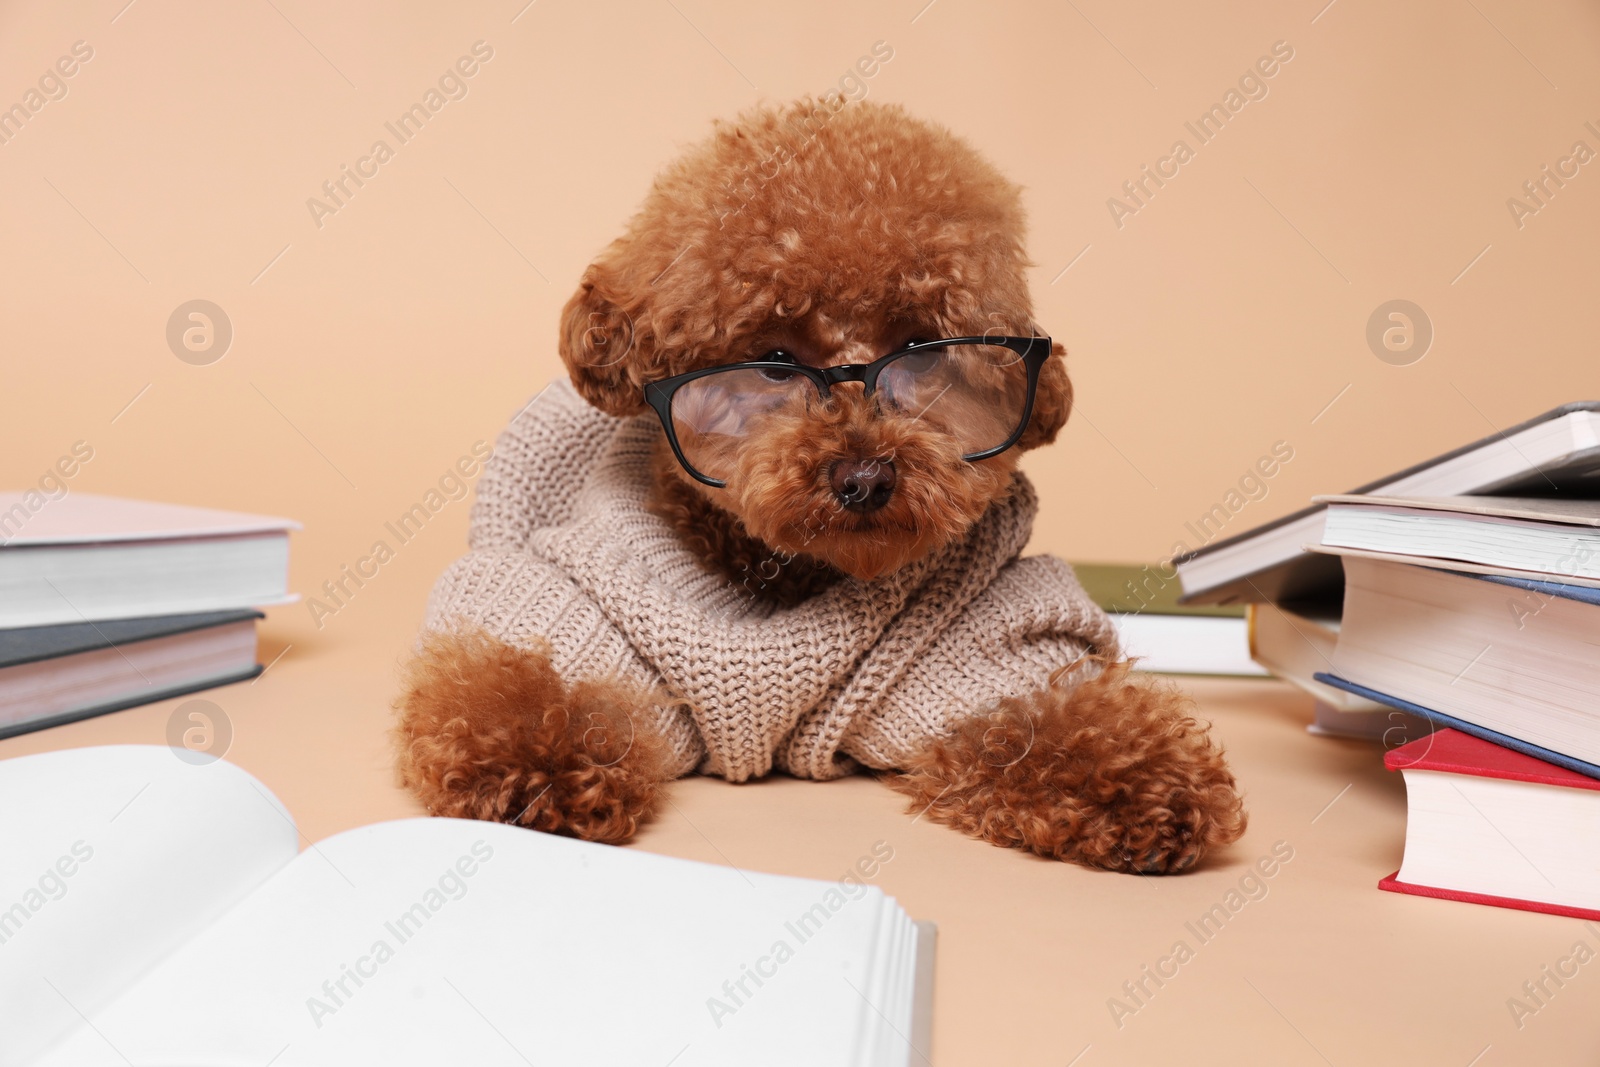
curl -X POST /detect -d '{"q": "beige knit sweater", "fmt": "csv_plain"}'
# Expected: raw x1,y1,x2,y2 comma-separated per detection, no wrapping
422,380,1121,784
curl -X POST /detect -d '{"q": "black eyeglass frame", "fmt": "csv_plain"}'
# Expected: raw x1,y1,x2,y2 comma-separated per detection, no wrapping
642,335,1052,488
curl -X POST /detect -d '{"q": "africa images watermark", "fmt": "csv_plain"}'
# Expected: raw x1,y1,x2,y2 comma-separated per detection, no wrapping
1172,439,1295,564
731,482,863,606
1107,40,1296,229
705,839,896,1029
305,441,492,628
166,299,233,365
1366,299,1433,366
305,839,496,1028
1505,923,1600,1031
0,39,94,148
715,40,894,231
1505,120,1600,231
1506,537,1598,632
1107,839,1296,1029
1109,439,1296,617
0,440,96,545
167,699,233,765
0,840,96,947
305,40,495,229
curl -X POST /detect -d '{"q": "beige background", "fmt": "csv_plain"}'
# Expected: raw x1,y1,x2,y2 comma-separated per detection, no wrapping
2,0,1599,1063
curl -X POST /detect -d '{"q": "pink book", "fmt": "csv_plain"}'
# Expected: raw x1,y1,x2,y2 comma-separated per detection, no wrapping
0,492,298,545
0,493,297,629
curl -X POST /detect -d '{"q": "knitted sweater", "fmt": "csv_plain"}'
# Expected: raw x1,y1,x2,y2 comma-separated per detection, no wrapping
422,380,1121,784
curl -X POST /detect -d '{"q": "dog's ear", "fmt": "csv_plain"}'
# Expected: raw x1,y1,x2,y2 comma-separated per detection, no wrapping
558,261,650,418
1016,340,1073,451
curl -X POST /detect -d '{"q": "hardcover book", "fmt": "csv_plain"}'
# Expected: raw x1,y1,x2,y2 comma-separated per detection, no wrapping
0,610,262,740
1315,556,1600,776
1245,600,1383,713
1380,728,1600,920
0,745,934,1067
1314,493,1600,587
1174,402,1600,606
0,493,297,629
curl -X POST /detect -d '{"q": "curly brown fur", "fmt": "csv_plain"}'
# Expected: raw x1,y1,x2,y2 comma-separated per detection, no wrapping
888,661,1247,873
400,99,1247,872
394,629,673,844
558,99,1060,417
560,98,1069,582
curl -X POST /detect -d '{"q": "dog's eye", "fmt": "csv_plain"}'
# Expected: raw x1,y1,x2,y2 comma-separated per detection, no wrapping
894,344,945,374
755,350,800,383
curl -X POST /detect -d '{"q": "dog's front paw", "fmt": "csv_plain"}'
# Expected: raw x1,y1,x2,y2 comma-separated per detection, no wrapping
1068,741,1243,875
394,629,673,844
890,662,1247,874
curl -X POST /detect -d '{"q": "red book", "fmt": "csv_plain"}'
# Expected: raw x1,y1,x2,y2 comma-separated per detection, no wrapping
1381,728,1600,920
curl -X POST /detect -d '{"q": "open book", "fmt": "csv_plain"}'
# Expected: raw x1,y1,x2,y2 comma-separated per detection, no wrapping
0,746,933,1066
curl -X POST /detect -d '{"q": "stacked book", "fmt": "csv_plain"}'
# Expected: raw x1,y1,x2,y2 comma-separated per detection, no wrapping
0,493,296,740
1174,403,1600,919
1073,562,1265,677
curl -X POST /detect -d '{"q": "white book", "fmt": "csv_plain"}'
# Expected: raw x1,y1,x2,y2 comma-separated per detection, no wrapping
0,746,933,1067
1071,563,1264,676
1110,612,1267,677
1315,493,1600,587
1175,403,1600,606
1321,555,1600,775
0,493,298,629
1246,602,1385,713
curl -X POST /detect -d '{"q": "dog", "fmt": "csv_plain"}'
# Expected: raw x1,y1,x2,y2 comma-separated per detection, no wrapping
395,98,1246,874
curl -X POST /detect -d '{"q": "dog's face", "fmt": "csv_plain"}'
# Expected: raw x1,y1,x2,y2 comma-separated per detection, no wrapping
558,99,1071,581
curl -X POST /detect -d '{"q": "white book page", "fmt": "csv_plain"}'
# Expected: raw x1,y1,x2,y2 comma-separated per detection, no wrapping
0,745,299,1067
1318,494,1600,526
856,902,907,1066
35,816,916,1067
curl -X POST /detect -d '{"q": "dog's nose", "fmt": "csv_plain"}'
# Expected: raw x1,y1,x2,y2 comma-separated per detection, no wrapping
830,457,896,513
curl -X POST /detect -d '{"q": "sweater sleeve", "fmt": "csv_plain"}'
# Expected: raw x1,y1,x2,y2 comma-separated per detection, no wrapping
425,379,704,778
422,545,706,779
840,555,1123,772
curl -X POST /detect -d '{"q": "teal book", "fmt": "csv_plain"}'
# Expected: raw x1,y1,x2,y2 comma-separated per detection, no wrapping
0,610,262,740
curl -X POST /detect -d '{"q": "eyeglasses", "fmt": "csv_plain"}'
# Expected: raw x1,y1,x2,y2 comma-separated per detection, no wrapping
642,336,1051,487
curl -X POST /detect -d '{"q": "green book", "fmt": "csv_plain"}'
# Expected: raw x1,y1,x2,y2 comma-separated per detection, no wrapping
1071,562,1260,676
1073,563,1246,618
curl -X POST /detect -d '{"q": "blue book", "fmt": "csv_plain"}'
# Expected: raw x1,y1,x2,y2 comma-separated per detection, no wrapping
1474,571,1600,607
1314,672,1600,780
1320,556,1600,778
